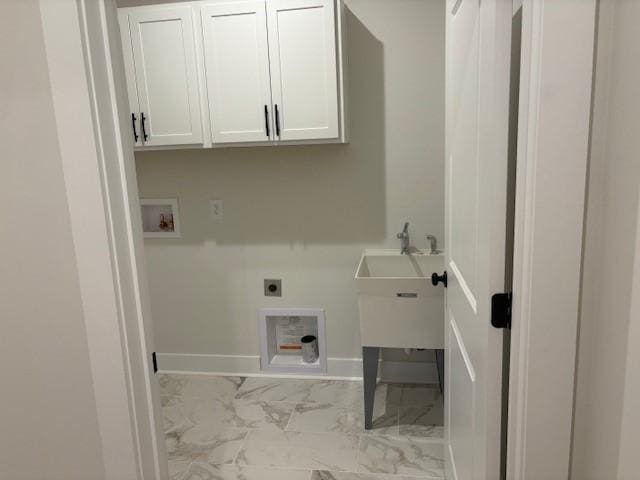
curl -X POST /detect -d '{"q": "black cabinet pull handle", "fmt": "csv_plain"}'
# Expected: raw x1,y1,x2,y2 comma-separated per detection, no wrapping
264,105,270,138
131,113,139,142
275,104,280,138
141,112,148,141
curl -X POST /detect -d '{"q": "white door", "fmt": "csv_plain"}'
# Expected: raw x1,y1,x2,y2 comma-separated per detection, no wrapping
128,6,203,146
201,1,273,143
444,0,512,479
266,0,339,141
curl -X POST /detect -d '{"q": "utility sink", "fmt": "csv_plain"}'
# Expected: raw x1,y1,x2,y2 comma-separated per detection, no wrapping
355,249,444,349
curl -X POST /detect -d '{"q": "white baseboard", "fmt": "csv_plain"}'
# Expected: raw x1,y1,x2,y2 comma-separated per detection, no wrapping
157,353,438,384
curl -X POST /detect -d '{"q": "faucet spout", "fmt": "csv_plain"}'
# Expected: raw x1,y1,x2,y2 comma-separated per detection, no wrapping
397,222,411,255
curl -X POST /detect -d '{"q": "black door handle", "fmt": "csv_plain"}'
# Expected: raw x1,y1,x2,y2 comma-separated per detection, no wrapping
140,112,148,141
275,104,280,138
264,105,270,138
431,271,447,288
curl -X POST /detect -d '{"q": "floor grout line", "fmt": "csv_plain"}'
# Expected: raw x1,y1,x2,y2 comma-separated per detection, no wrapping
231,429,251,465
283,402,299,431
176,461,193,480
355,432,363,473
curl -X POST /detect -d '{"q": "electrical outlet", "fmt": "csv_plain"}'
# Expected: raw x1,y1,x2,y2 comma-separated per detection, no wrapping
264,279,282,297
210,199,223,222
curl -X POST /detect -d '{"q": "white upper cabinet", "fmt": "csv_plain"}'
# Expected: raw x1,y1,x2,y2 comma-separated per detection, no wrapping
121,6,203,147
267,0,340,141
118,0,345,149
201,1,272,143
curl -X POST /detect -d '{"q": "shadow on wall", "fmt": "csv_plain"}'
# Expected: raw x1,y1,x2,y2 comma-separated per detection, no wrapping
135,7,385,246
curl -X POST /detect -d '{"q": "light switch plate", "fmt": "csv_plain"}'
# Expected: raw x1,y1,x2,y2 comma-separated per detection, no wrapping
210,199,223,222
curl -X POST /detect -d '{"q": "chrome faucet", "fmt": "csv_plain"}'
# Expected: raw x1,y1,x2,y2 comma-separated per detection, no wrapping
426,234,439,254
397,222,410,255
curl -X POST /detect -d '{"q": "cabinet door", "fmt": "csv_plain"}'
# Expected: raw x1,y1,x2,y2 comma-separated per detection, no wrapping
267,0,339,141
129,6,203,146
202,1,272,144
118,11,143,147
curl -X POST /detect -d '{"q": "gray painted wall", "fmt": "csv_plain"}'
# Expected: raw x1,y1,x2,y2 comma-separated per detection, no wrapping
133,0,446,366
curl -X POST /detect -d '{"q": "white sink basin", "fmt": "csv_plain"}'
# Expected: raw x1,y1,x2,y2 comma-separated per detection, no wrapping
355,249,444,349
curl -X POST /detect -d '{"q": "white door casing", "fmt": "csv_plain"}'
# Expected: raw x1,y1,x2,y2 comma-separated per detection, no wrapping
507,1,597,478
40,0,169,478
445,0,512,479
128,6,203,146
267,0,339,141
201,1,273,144
118,11,143,147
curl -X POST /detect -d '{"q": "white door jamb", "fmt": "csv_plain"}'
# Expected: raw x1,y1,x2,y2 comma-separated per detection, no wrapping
507,1,598,478
39,1,168,479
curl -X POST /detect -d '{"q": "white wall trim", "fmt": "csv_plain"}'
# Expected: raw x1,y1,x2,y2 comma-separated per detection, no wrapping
158,353,262,377
617,188,640,479
507,0,597,478
82,1,169,478
157,353,439,384
41,1,168,479
39,2,141,479
506,3,542,477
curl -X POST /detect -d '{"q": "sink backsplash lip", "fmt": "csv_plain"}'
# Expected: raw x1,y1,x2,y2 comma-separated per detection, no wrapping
361,248,445,257
355,249,446,281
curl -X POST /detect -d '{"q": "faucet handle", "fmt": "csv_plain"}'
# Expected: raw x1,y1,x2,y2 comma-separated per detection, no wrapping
426,234,439,254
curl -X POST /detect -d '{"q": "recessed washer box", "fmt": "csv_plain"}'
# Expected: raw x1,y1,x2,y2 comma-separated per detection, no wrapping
258,308,327,375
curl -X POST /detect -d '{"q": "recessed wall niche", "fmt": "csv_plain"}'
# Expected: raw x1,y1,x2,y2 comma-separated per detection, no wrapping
258,308,327,375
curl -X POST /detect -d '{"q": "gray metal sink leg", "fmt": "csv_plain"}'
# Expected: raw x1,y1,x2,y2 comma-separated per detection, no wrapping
362,346,380,430
435,348,445,393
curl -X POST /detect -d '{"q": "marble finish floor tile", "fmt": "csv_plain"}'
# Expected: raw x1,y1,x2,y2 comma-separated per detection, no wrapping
386,384,442,407
357,435,444,478
350,383,391,412
400,424,444,439
163,396,294,432
168,460,191,480
235,378,365,407
398,397,444,438
160,374,246,400
287,403,397,435
162,394,179,407
160,375,447,479
235,429,359,471
182,463,311,480
163,397,198,436
166,424,248,464
311,471,440,480
221,399,295,430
